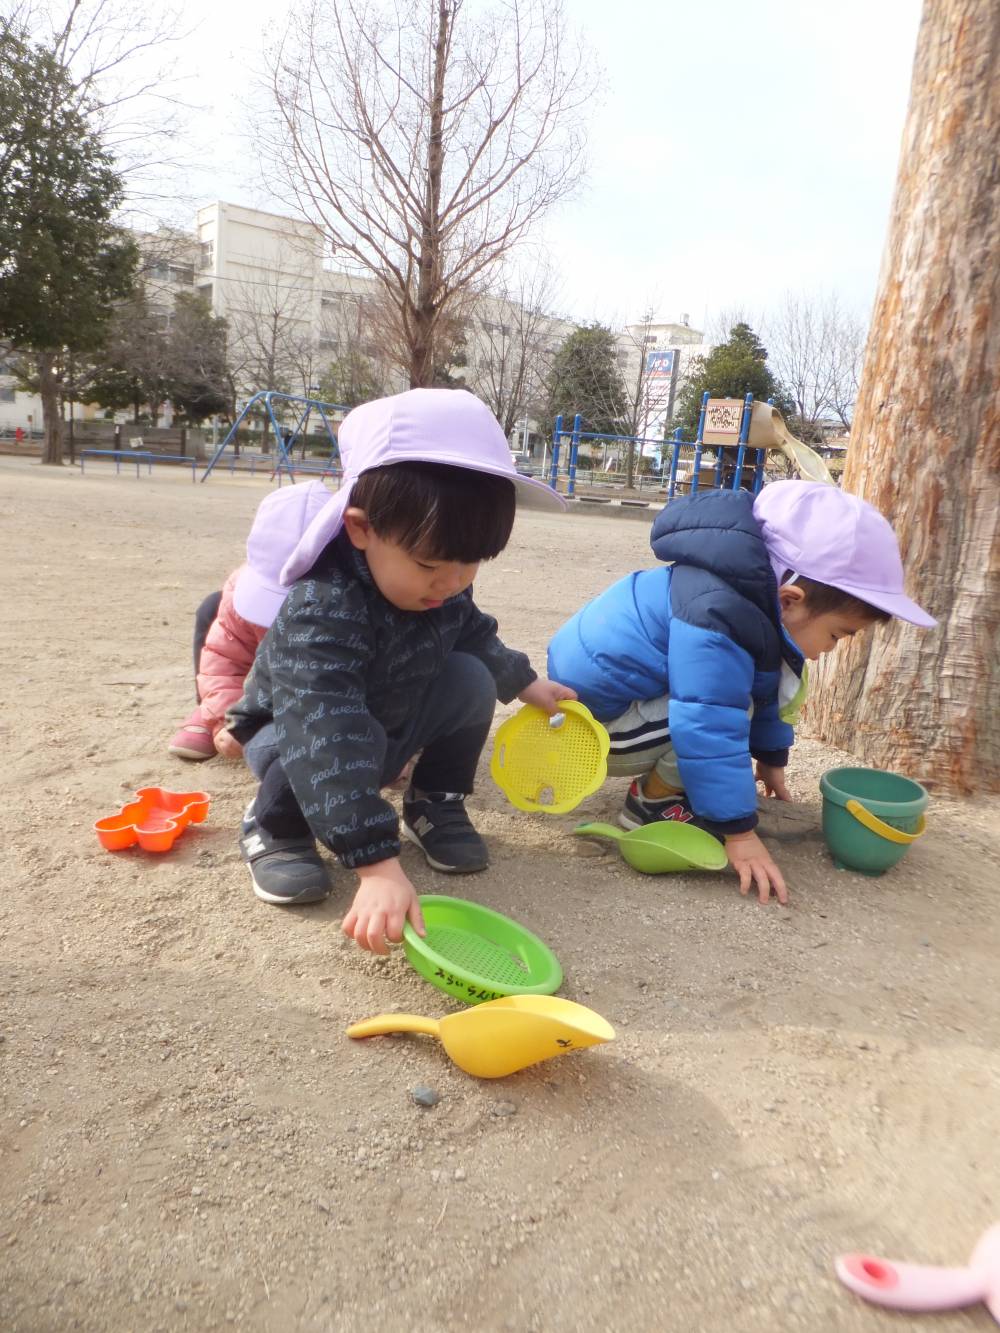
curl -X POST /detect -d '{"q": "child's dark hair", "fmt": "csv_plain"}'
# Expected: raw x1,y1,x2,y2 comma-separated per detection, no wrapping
350,462,516,562
781,571,890,623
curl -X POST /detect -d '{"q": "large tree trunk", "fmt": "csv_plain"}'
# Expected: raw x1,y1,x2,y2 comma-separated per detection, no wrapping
410,0,449,388
808,0,1000,794
38,352,64,467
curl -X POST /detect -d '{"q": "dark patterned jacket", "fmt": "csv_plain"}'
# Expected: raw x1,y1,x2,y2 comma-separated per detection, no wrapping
227,533,535,868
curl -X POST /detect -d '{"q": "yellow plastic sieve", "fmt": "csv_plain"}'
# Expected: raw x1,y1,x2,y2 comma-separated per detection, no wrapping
490,701,610,814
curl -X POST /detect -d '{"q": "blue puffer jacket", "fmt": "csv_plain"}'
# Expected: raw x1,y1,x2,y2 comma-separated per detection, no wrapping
547,489,804,835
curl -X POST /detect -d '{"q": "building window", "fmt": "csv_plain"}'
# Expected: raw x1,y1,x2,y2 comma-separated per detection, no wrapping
0,385,16,402
197,283,213,304
199,241,214,270
170,264,194,284
643,335,657,345
148,261,170,281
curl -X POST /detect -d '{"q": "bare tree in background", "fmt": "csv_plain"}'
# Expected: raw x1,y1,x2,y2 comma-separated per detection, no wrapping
827,305,868,431
808,0,1000,795
226,266,318,444
472,260,561,439
263,0,590,388
317,290,399,409
767,292,868,439
615,306,674,487
766,293,837,440
20,0,191,220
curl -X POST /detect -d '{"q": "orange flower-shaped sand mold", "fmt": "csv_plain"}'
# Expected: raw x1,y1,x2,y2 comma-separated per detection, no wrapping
94,787,210,853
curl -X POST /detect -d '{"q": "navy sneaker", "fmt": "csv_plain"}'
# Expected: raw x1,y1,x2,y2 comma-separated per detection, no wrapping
239,806,332,905
619,779,704,831
401,790,489,873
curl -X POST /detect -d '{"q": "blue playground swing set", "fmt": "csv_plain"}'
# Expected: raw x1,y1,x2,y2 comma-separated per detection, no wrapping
548,392,771,500
200,390,349,483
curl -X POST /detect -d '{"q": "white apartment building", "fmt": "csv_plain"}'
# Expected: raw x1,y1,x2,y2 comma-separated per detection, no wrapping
1,200,706,444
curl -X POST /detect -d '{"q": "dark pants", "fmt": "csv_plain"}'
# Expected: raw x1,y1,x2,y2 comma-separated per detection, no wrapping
244,652,498,840
193,591,223,701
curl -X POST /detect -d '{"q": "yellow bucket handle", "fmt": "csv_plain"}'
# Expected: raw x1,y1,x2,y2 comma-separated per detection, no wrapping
846,799,927,845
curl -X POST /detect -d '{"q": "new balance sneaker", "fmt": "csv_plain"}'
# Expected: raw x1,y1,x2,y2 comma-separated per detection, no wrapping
239,806,331,905
619,779,703,831
401,790,489,873
168,710,216,761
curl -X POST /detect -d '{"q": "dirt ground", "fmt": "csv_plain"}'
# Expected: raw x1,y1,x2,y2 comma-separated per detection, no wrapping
2,455,998,1333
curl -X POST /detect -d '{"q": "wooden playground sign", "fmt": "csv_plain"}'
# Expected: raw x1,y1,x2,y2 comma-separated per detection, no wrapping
702,399,744,444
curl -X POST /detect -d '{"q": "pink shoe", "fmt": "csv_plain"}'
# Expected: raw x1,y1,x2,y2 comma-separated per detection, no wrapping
168,711,217,761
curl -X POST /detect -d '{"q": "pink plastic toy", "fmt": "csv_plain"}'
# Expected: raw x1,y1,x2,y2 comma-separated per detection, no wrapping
836,1224,1000,1322
94,787,210,853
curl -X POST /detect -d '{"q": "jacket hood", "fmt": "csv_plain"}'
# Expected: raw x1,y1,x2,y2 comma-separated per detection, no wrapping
650,489,778,621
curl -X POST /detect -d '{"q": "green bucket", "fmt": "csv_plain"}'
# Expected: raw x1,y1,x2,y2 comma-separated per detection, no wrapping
819,766,929,876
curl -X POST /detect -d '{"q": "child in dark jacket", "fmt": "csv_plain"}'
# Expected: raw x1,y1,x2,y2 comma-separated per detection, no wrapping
547,482,935,905
227,389,575,953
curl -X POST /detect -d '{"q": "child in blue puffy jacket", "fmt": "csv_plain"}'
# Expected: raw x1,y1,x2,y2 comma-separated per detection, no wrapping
547,481,935,905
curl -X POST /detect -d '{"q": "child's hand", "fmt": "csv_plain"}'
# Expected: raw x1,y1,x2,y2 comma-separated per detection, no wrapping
517,678,577,715
725,830,788,905
755,761,792,801
213,727,243,759
342,858,426,955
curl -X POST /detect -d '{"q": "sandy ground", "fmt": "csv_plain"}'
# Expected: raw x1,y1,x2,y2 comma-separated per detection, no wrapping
1,455,998,1333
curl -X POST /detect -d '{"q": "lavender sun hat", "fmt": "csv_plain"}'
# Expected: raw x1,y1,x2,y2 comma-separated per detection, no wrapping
280,388,565,586
233,480,334,625
753,480,936,627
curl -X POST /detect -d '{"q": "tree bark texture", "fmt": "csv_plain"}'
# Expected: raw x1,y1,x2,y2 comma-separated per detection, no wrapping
411,0,449,388
808,0,1000,793
38,352,64,466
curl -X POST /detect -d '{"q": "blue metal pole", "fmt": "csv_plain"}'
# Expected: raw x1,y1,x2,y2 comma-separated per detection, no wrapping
567,413,582,497
754,395,774,495
267,392,295,478
692,391,709,495
549,416,562,490
668,428,683,499
201,394,260,481
732,392,753,490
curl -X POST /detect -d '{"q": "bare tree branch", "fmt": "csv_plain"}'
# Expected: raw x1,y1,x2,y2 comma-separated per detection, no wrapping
259,0,593,386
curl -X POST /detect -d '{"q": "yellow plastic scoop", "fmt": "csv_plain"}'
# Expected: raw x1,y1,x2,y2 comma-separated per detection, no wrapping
346,994,615,1079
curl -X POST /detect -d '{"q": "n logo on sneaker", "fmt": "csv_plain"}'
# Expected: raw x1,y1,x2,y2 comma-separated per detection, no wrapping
242,833,267,856
411,816,435,838
660,804,694,823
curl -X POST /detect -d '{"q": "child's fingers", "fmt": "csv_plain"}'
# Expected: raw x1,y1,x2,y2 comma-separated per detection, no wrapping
364,909,389,955
342,907,358,939
769,864,789,905
755,865,772,904
407,896,426,936
385,907,406,945
737,864,752,896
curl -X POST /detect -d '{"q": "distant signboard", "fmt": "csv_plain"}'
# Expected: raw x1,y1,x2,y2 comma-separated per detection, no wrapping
641,349,678,447
702,398,744,444
645,349,675,379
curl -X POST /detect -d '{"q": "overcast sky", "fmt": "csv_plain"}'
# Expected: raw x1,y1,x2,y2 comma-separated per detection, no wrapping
167,0,922,332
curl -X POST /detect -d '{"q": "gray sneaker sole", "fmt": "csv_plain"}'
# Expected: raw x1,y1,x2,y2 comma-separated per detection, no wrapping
401,823,488,874
246,862,330,905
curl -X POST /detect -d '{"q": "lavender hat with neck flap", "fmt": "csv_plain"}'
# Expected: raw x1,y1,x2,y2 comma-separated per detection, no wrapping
280,388,565,586
753,480,936,627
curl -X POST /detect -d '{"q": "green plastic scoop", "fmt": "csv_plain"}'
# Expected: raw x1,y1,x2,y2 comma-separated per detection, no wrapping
573,821,728,873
